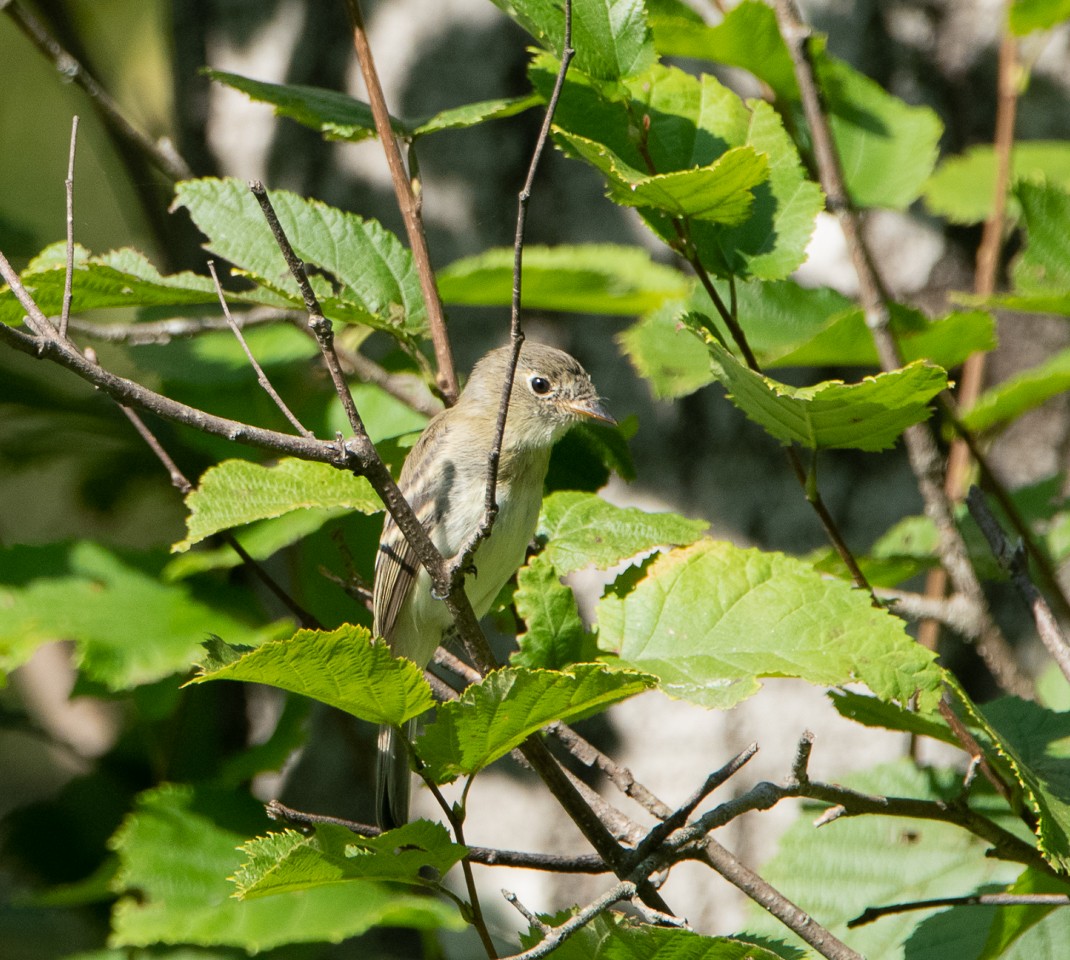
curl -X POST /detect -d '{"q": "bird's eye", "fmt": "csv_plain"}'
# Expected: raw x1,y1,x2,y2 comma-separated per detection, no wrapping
529,375,552,396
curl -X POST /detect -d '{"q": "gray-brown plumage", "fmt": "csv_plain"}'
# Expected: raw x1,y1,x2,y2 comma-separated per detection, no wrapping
373,341,613,828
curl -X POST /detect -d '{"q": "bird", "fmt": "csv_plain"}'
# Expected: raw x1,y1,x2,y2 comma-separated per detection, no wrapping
373,340,614,828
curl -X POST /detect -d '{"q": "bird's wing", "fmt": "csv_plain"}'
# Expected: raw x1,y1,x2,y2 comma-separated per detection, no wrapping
373,413,453,645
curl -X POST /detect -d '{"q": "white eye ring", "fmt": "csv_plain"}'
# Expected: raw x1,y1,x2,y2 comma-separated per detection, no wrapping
529,375,553,396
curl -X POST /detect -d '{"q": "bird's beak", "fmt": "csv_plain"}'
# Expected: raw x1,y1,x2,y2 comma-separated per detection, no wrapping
567,396,616,426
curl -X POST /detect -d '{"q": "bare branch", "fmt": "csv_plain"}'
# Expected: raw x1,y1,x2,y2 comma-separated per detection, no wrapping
265,800,607,873
60,115,79,339
208,261,312,437
850,892,1070,929
967,487,1070,686
877,588,984,636
342,0,457,401
698,838,863,960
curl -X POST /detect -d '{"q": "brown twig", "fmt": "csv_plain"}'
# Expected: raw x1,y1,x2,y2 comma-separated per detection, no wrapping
2,1,192,183
877,588,983,636
265,799,607,873
967,487,1070,686
771,0,1032,698
849,892,1070,929
207,260,312,437
343,0,457,402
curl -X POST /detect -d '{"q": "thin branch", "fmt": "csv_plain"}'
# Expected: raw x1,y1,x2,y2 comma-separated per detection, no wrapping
2,1,192,182
60,115,79,339
849,892,1070,929
265,800,608,873
629,744,759,869
967,487,1070,686
342,0,458,401
546,721,674,821
207,261,312,437
697,838,863,960
771,0,1032,698
448,0,576,590
502,882,638,960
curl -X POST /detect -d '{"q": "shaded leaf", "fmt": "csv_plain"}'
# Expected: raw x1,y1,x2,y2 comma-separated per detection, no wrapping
108,785,460,950
175,457,381,552
191,626,434,727
0,542,287,691
491,0,655,80
172,177,426,334
233,821,467,898
437,244,689,315
924,141,1070,225
959,347,1070,434
597,539,943,710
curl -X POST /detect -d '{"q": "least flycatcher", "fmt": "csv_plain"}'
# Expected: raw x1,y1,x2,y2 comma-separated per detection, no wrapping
373,341,614,827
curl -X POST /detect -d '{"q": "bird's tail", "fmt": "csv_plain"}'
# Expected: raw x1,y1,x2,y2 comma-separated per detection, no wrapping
376,721,414,830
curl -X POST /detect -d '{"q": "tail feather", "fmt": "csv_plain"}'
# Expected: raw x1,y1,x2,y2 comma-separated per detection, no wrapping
376,722,414,830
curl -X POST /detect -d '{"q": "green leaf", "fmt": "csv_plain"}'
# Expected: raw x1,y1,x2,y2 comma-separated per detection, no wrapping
172,177,426,334
597,539,943,710
968,692,1070,871
165,509,344,580
537,490,707,574
191,626,434,727
206,69,540,140
533,58,821,280
743,762,1024,959
1010,0,1070,35
829,689,957,745
437,244,690,315
924,141,1070,225
0,542,288,691
959,347,1070,434
683,99,824,280
0,244,253,326
418,664,656,782
491,0,655,80
109,785,460,950
652,0,942,208
1012,181,1070,295
175,457,381,552
523,911,789,959
512,553,598,669
651,0,798,101
412,94,543,135
233,821,467,898
704,338,947,451
619,299,713,399
557,132,769,224
207,69,387,141
817,56,943,210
